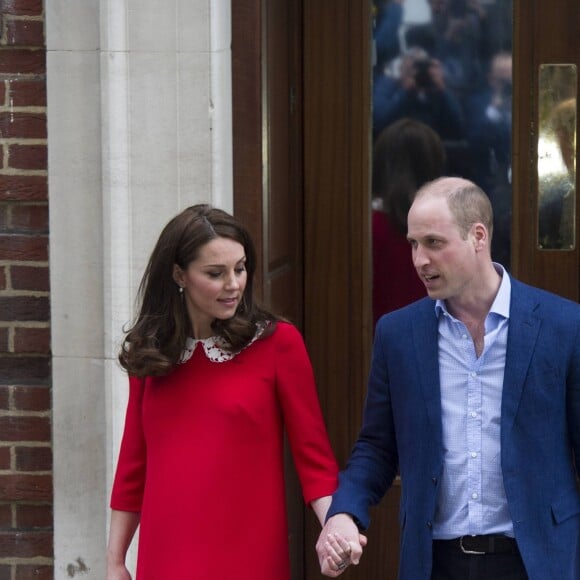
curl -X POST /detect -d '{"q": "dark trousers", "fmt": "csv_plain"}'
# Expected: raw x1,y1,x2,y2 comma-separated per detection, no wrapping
432,538,529,580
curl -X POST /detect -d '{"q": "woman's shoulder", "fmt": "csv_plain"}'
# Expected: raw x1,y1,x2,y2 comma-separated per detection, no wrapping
258,320,304,348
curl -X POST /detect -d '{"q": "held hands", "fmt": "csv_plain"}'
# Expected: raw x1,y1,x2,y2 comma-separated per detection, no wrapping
316,513,368,577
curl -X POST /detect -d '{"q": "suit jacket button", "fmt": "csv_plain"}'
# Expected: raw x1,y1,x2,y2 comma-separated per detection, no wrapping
427,521,432,528
432,477,437,485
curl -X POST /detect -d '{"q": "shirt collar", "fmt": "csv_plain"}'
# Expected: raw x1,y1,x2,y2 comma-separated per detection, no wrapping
435,263,511,320
178,322,269,364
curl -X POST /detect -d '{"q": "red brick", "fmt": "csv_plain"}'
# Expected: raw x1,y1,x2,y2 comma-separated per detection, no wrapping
0,328,8,352
0,387,9,410
0,175,47,201
0,49,45,75
15,504,52,529
15,446,51,471
8,144,47,171
10,203,48,232
0,447,10,469
0,1,43,16
13,328,50,355
0,357,50,384
10,265,49,291
4,19,44,47
15,565,53,580
0,297,49,321
7,79,46,107
0,113,46,139
0,475,52,502
0,234,48,260
0,504,12,528
0,530,52,558
0,416,50,442
12,385,50,411
1,204,11,228
0,266,5,290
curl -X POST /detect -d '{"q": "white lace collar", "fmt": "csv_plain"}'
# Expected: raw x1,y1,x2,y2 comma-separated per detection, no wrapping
178,324,267,364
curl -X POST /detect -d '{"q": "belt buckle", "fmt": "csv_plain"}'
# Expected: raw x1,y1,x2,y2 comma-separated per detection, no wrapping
459,536,486,555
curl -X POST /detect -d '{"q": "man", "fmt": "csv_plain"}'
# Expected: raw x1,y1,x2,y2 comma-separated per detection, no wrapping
316,177,580,579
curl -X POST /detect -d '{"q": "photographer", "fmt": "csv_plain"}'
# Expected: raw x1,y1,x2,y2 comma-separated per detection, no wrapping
372,47,465,142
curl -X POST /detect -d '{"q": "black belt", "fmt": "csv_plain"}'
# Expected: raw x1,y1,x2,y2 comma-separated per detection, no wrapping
434,534,519,555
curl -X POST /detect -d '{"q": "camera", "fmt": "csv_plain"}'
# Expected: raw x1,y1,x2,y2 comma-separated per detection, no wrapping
414,58,433,89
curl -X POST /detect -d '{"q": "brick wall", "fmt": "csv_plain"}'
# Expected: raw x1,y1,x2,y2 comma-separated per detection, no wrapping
0,0,52,578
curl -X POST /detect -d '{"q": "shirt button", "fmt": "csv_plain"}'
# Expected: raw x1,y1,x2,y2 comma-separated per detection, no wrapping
462,334,468,340
471,371,477,377
471,452,477,458
472,492,478,500
470,412,477,418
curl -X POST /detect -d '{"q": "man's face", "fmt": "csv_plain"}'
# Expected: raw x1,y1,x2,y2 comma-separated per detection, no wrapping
407,194,478,303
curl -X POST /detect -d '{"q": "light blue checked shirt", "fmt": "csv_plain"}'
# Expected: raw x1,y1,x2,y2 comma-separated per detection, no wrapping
432,264,514,539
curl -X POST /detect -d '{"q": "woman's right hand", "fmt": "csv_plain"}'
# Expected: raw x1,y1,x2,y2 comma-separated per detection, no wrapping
106,510,140,580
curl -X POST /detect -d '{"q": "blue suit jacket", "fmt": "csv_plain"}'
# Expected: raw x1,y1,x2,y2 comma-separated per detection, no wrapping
328,279,580,579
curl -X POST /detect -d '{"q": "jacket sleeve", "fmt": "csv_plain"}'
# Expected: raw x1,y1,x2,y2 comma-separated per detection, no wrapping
274,323,339,505
110,375,147,512
327,319,399,530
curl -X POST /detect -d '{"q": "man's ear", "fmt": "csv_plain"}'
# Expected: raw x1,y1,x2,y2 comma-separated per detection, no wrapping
172,264,184,287
472,223,488,252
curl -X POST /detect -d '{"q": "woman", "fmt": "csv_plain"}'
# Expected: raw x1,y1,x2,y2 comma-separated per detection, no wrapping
372,118,446,325
106,205,338,579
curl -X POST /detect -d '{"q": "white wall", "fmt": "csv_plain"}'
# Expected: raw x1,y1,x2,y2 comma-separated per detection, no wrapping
46,1,232,576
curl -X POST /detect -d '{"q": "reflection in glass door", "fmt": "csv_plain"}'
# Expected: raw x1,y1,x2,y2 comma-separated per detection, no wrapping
371,0,513,325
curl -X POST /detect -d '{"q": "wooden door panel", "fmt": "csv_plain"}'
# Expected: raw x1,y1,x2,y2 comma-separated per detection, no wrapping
302,2,374,578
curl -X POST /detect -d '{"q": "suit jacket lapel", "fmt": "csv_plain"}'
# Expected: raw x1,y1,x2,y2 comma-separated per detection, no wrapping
412,301,442,440
502,280,542,434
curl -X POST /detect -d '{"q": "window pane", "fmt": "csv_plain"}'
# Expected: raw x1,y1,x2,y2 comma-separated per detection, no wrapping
371,0,513,324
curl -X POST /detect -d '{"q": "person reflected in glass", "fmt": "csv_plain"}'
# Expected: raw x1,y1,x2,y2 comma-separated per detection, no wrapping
405,0,488,102
539,97,576,249
372,47,465,144
106,205,339,580
465,50,512,267
373,0,405,80
372,118,446,326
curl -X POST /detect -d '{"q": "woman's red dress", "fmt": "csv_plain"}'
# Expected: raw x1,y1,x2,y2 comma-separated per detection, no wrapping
110,322,338,579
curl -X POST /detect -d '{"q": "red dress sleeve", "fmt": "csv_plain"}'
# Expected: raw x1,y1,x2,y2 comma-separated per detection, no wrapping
273,323,339,504
110,375,147,512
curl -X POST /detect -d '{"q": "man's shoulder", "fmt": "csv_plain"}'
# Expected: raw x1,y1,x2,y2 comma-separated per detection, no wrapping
376,297,434,330
510,277,580,318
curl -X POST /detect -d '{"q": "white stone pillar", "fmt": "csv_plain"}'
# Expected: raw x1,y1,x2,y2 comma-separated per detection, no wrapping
47,1,232,576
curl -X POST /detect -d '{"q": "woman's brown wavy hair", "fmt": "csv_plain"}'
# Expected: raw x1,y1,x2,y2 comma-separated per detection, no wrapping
372,118,446,235
118,204,278,377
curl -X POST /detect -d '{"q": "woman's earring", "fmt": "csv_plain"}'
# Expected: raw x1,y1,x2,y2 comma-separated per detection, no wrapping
179,286,184,294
